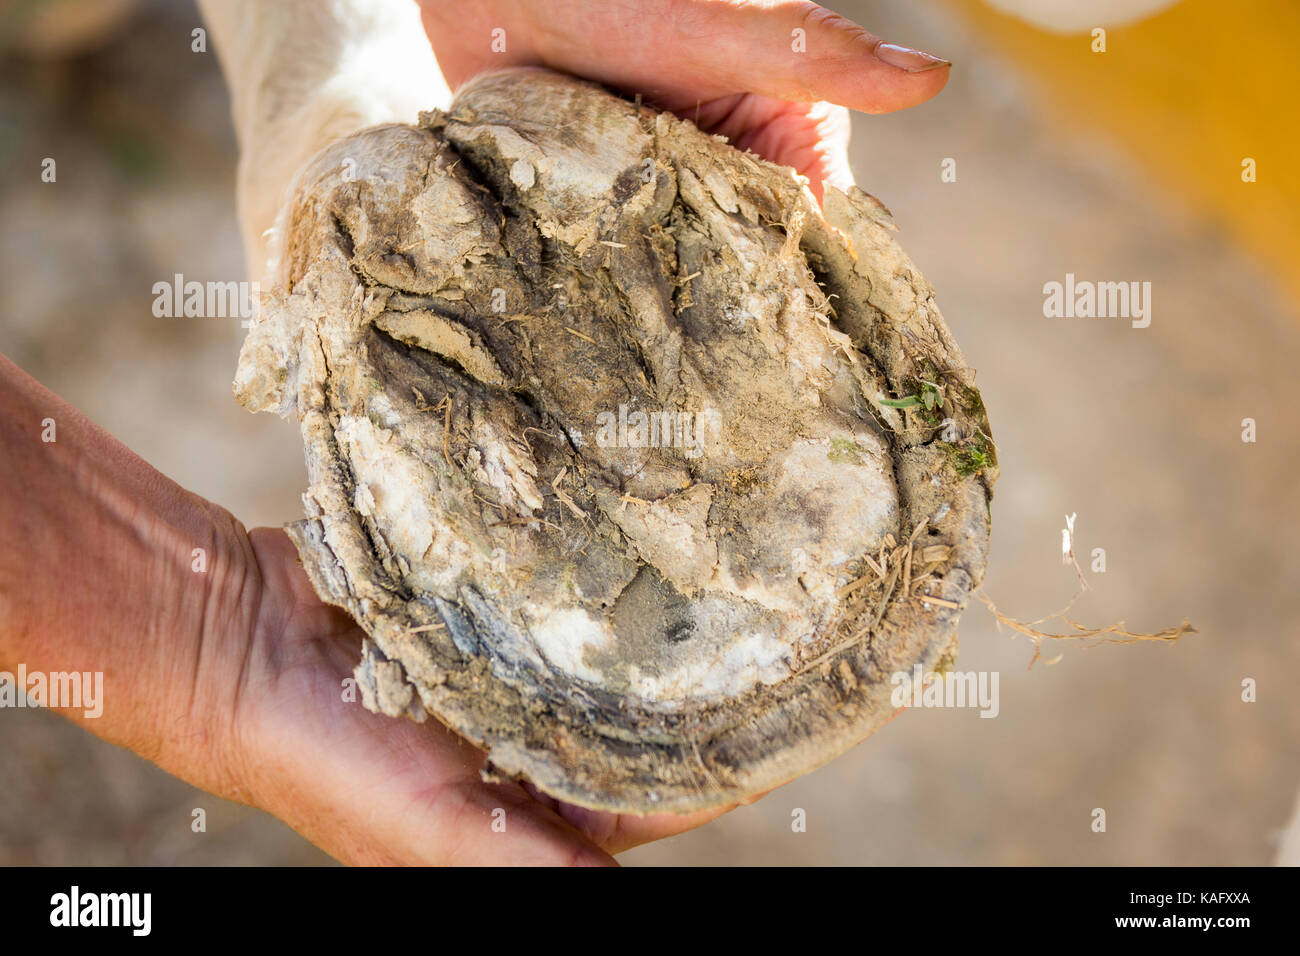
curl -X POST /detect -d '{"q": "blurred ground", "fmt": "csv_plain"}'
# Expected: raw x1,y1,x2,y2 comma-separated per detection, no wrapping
1,0,1297,865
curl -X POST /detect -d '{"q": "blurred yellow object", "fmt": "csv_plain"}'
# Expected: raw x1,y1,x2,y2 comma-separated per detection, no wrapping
958,0,1300,304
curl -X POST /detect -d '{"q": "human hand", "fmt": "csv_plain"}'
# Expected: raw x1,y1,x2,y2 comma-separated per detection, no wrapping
416,0,951,201
220,528,738,865
4,2,950,866
0,321,726,867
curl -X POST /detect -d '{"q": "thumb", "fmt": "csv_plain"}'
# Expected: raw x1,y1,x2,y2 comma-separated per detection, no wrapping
694,2,953,113
508,0,952,114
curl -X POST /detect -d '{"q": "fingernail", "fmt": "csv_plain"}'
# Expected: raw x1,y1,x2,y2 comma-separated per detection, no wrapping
874,42,952,73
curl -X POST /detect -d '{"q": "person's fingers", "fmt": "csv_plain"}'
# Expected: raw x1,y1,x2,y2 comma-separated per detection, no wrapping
521,0,945,113
243,648,616,865
415,0,533,89
808,101,856,194
687,95,852,201
239,530,615,866
784,3,952,113
535,777,781,855
419,1,948,114
552,802,736,855
633,1,950,113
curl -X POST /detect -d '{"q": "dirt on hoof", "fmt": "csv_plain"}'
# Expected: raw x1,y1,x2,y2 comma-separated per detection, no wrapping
234,67,996,813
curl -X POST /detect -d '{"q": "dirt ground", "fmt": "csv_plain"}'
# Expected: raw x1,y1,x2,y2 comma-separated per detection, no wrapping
1,0,1296,865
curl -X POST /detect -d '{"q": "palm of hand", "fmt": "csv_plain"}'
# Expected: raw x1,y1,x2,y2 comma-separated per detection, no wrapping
239,529,729,865
686,93,854,201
